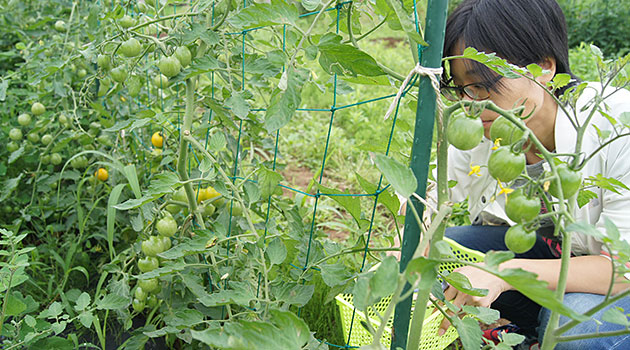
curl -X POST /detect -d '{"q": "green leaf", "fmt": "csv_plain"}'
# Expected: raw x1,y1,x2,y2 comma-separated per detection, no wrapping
370,256,399,298
352,276,372,311
265,68,308,132
0,174,23,202
25,315,37,328
319,262,351,287
527,63,544,78
356,172,400,216
451,317,483,350
228,0,299,29
272,282,314,307
123,164,142,199
157,231,213,260
461,47,526,79
484,251,514,269
404,257,440,290
461,305,500,324
208,132,226,152
225,91,250,119
316,183,366,229
244,181,260,204
317,33,386,77
577,189,598,208
603,216,621,240
566,221,603,239
382,0,427,47
499,332,526,347
6,292,27,316
113,194,161,210
198,282,255,307
619,111,630,126
269,309,311,348
107,184,125,260
266,237,287,265
301,0,320,11
74,292,91,312
96,294,129,310
602,307,630,326
372,153,417,198
40,301,63,319
550,73,572,90
164,309,205,328
8,145,24,164
180,22,219,46
257,166,284,199
443,272,488,297
147,172,180,195
0,79,8,101
79,311,94,328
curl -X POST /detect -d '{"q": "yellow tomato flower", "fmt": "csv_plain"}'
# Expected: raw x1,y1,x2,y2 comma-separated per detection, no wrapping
498,181,514,196
492,138,502,150
468,164,482,177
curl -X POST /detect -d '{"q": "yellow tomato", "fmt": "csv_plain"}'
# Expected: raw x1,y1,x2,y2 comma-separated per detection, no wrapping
151,132,164,148
197,186,221,203
95,168,109,181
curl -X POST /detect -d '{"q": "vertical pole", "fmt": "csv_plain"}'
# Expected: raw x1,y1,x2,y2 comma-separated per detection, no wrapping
391,0,448,349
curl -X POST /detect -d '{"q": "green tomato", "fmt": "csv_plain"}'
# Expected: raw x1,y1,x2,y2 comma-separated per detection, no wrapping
31,102,46,116
50,153,62,165
200,203,216,217
230,202,243,217
505,190,541,223
134,286,148,301
54,20,66,32
160,236,172,252
488,146,525,183
548,164,582,199
504,224,536,254
490,116,525,146
146,294,158,308
17,113,31,126
27,132,40,143
174,46,192,67
446,112,484,150
97,54,111,71
58,113,69,126
158,56,181,78
7,142,19,153
152,74,170,89
98,77,112,97
119,38,142,57
110,66,128,83
137,1,149,13
41,154,51,164
132,298,145,312
9,128,23,141
138,256,159,272
141,236,164,257
41,134,53,146
77,68,87,79
156,216,178,237
138,278,159,293
119,15,136,29
172,187,187,203
165,204,181,215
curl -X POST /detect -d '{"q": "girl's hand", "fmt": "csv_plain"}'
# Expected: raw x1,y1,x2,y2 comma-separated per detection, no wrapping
438,265,511,335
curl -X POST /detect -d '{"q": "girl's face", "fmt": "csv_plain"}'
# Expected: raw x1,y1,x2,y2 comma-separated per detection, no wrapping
447,50,558,144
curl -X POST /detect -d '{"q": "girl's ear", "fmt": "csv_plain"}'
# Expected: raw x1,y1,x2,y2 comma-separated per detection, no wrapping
536,57,557,84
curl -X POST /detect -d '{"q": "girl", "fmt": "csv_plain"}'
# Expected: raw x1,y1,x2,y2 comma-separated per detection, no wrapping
438,0,630,348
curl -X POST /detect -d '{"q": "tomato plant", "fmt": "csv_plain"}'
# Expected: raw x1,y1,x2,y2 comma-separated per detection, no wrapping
548,163,582,198
505,189,541,223
504,224,536,254
489,115,525,145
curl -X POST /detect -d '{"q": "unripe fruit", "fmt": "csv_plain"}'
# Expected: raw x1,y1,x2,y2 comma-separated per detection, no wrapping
119,38,142,57
51,153,62,165
158,56,181,78
18,113,31,126
54,20,66,32
152,74,169,89
119,15,136,29
174,46,192,67
138,278,159,293
41,134,53,146
156,216,177,237
110,66,128,83
27,132,40,143
9,128,23,141
97,54,111,71
31,102,46,116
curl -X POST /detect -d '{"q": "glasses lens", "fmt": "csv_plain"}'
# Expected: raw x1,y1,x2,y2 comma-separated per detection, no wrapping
463,84,490,100
441,87,463,101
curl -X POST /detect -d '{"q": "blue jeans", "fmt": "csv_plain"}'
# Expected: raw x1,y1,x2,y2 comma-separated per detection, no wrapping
446,225,630,349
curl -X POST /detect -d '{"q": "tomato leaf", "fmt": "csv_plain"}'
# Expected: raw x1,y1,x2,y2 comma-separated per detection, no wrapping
0,174,23,202
317,33,385,77
319,262,351,287
107,184,125,261
602,307,630,326
370,256,399,298
265,68,308,132
443,272,488,297
96,294,129,310
372,153,417,198
257,165,284,200
316,182,368,230
451,317,483,350
228,0,299,29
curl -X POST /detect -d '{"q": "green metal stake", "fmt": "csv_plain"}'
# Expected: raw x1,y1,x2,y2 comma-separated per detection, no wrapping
391,1,448,349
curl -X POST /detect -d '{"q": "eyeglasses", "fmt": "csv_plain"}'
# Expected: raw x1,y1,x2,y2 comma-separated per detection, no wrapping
440,76,502,101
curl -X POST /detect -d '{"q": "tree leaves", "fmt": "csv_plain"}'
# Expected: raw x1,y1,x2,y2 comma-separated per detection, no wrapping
317,33,385,77
228,0,299,29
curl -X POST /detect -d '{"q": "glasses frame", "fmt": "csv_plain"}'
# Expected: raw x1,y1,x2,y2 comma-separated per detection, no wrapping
440,76,502,101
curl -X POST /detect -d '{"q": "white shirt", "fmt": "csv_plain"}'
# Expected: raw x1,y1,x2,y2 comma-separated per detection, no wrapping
444,83,630,256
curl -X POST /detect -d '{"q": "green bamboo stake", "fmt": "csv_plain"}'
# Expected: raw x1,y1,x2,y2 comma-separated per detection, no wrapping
391,1,449,349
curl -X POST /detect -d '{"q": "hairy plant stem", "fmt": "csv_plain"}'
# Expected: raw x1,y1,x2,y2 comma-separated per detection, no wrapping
405,103,458,350
178,79,206,231
370,274,407,347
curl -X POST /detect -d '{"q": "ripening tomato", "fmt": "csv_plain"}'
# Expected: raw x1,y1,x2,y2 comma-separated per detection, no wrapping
446,112,484,151
95,168,109,181
488,146,525,182
504,224,536,254
505,189,541,223
151,132,164,148
548,164,582,199
490,116,524,145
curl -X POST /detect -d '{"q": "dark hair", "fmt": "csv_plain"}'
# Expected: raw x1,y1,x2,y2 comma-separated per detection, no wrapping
443,0,579,94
